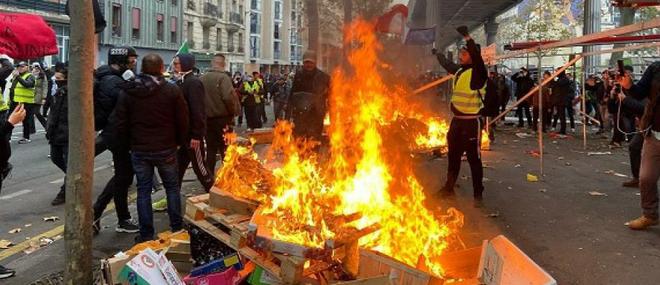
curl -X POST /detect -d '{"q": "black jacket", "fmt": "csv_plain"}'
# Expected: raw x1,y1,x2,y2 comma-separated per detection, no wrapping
177,72,207,140
0,59,13,93
511,72,535,100
435,39,487,116
626,61,660,132
46,86,69,146
0,121,13,174
94,65,126,132
553,75,574,107
111,74,190,152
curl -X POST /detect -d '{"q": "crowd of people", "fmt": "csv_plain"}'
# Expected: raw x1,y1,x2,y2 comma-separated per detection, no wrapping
0,46,330,279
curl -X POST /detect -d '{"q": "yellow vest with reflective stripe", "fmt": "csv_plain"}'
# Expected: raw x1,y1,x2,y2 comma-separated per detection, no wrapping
243,81,262,103
13,72,35,104
0,98,7,112
451,68,485,115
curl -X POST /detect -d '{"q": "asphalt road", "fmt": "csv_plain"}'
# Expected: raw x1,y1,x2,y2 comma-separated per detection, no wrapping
1,103,659,284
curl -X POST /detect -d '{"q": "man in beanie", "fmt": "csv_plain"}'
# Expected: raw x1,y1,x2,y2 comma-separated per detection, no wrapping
173,54,214,191
286,50,330,141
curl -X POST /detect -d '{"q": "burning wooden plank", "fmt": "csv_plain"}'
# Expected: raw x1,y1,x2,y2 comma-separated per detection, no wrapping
209,187,259,216
248,127,275,144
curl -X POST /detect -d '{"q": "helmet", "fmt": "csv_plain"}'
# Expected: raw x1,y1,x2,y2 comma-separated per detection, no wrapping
108,46,138,66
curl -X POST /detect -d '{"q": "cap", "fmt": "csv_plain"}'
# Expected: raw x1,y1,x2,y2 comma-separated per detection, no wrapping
303,50,317,63
16,61,28,67
108,46,138,65
32,62,41,68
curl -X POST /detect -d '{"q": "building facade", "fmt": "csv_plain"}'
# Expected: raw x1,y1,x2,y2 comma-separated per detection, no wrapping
183,0,246,73
0,0,70,65
97,0,183,67
245,0,305,75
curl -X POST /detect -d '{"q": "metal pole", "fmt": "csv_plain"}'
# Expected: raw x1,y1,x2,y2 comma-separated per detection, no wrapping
537,51,544,177
582,60,588,150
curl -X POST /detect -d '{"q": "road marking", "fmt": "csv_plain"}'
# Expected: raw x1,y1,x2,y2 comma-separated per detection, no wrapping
0,191,139,262
50,165,112,184
0,189,33,200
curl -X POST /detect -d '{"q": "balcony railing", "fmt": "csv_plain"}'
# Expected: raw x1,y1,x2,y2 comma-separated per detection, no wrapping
230,12,243,25
0,0,66,14
204,2,219,18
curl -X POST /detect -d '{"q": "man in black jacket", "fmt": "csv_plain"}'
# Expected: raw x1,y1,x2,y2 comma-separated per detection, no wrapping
90,47,139,234
46,67,70,205
111,53,189,242
0,104,26,280
511,68,534,129
173,54,214,191
552,71,573,135
286,51,330,141
434,26,487,207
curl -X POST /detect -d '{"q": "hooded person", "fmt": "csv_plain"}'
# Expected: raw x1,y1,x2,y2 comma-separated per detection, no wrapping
173,53,214,192
110,53,189,242
285,50,330,141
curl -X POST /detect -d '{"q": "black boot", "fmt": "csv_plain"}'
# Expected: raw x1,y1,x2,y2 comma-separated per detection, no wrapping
51,190,65,206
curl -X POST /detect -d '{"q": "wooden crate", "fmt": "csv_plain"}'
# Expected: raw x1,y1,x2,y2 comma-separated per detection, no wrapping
248,128,275,144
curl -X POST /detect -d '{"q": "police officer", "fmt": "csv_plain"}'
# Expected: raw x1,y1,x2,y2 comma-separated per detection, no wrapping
90,46,140,234
435,27,488,207
9,61,36,144
286,51,330,141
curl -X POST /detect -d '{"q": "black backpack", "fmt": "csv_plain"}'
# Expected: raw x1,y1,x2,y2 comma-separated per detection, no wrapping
478,78,500,117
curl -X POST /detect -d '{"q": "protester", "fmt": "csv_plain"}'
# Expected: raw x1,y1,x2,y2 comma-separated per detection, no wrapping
272,75,290,120
200,54,238,174
173,54,214,192
233,72,245,127
550,71,573,135
111,53,189,242
240,74,263,131
9,61,37,144
0,57,13,97
91,47,139,233
434,26,487,207
619,78,646,188
46,66,69,205
253,71,267,124
530,71,552,132
512,67,534,129
286,51,330,141
619,61,660,230
31,62,49,129
496,72,511,116
585,74,607,131
0,104,26,280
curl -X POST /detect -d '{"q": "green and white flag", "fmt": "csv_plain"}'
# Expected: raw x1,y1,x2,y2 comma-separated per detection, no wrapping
176,41,190,55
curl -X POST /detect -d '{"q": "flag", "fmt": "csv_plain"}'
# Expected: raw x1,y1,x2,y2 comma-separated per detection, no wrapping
376,4,408,35
176,41,190,55
403,25,436,45
0,13,58,59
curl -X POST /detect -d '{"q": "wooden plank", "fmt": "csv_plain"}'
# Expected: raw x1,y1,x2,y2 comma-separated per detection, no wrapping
436,246,483,280
358,250,432,285
209,187,259,216
184,198,208,221
333,275,391,285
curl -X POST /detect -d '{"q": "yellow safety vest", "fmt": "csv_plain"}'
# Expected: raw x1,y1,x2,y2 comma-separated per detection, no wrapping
13,72,35,104
0,98,7,112
451,68,485,115
243,81,262,103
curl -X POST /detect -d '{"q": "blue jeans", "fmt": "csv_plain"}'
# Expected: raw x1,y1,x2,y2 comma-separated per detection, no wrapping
131,148,182,240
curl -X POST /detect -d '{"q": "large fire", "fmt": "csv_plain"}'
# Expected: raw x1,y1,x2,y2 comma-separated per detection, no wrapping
415,118,491,152
217,20,467,277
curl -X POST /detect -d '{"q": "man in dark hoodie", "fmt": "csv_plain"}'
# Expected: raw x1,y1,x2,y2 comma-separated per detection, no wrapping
286,51,330,141
434,26,487,208
111,53,189,242
46,66,70,205
173,54,214,191
511,67,534,129
89,47,140,235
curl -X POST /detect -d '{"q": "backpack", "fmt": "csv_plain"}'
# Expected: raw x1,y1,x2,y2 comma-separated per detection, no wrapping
478,78,500,117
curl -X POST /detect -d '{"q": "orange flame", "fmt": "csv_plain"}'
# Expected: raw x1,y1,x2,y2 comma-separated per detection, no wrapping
217,20,464,277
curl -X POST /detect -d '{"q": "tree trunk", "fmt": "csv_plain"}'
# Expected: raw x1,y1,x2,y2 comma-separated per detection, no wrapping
305,0,320,56
65,0,96,284
609,7,636,66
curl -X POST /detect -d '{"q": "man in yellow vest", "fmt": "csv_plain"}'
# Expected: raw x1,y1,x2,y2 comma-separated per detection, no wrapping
435,26,488,207
240,74,263,130
9,61,36,144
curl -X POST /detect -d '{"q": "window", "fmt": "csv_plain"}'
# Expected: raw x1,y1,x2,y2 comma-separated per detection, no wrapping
172,0,178,5
290,45,296,61
274,1,282,20
274,22,280,39
187,21,194,46
216,28,223,51
203,26,210,49
171,17,178,44
250,35,260,58
157,14,164,42
250,12,260,34
238,32,243,52
131,8,141,39
250,0,260,10
274,42,281,60
228,32,235,52
111,4,122,37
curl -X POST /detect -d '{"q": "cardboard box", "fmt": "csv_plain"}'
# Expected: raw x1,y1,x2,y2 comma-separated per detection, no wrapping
183,267,240,285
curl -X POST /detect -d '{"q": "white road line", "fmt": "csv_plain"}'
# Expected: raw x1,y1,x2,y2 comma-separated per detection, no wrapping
49,164,112,184
0,189,33,200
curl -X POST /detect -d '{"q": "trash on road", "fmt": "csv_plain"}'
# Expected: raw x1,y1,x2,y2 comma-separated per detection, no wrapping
23,237,55,255
8,228,21,234
516,132,532,138
588,191,608,197
43,216,60,222
0,240,13,249
527,174,539,182
539,189,547,193
557,156,564,160
486,212,500,218
514,164,522,168
604,170,629,178
587,151,612,156
527,150,541,157
24,224,31,228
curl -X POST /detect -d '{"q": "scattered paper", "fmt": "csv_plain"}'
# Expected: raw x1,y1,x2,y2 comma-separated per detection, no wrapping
557,156,565,160
23,237,55,255
552,141,558,144
483,177,491,182
565,162,572,166
486,212,500,218
507,186,513,190
539,189,547,193
515,133,532,138
527,174,539,182
514,164,522,168
587,151,612,156
588,191,608,197
0,240,13,249
635,193,641,196
43,216,59,222
8,228,21,234
24,224,31,228
604,170,629,178
527,150,541,157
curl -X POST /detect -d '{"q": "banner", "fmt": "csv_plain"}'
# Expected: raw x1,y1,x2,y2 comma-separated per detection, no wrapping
0,13,58,60
403,25,436,45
